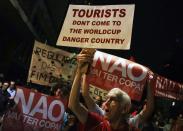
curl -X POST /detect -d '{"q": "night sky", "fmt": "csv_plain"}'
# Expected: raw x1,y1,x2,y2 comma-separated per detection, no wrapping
0,0,182,83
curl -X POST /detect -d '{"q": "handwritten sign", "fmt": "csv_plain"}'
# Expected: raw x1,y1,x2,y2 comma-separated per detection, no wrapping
27,41,77,86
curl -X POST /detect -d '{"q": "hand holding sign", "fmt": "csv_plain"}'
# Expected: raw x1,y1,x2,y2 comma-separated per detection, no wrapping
77,48,96,74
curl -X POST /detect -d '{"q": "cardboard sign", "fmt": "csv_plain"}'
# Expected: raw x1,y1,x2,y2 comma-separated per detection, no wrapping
2,87,66,131
57,4,135,49
87,51,149,101
28,41,77,86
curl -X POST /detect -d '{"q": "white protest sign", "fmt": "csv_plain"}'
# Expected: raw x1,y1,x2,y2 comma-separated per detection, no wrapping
57,4,135,49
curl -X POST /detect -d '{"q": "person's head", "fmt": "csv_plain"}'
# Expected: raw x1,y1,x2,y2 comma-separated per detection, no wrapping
52,81,70,98
9,81,15,89
102,88,131,121
95,95,103,107
67,113,77,126
2,82,9,90
66,108,78,126
10,81,15,86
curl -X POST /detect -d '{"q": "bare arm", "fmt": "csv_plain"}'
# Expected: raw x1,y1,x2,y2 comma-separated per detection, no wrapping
81,75,97,112
68,52,94,124
68,68,88,124
139,71,155,123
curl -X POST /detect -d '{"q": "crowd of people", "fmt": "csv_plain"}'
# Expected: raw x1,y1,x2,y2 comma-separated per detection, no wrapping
0,49,183,131
0,81,16,130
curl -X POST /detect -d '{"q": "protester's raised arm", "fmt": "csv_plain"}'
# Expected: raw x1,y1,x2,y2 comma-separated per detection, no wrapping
68,68,87,124
139,71,155,123
68,52,94,124
80,49,101,113
81,74,97,112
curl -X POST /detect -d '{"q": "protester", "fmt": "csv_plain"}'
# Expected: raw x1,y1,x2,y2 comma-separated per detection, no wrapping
62,109,78,131
0,82,11,131
51,82,74,131
7,81,16,99
94,95,103,107
0,81,16,115
0,82,10,114
2,82,9,93
171,114,183,131
53,83,70,101
68,49,154,131
163,118,173,131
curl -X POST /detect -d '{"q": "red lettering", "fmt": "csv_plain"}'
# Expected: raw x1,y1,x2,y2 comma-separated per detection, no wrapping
72,8,126,18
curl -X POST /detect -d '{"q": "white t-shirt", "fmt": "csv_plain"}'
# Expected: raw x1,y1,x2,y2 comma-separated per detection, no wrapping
7,88,16,99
